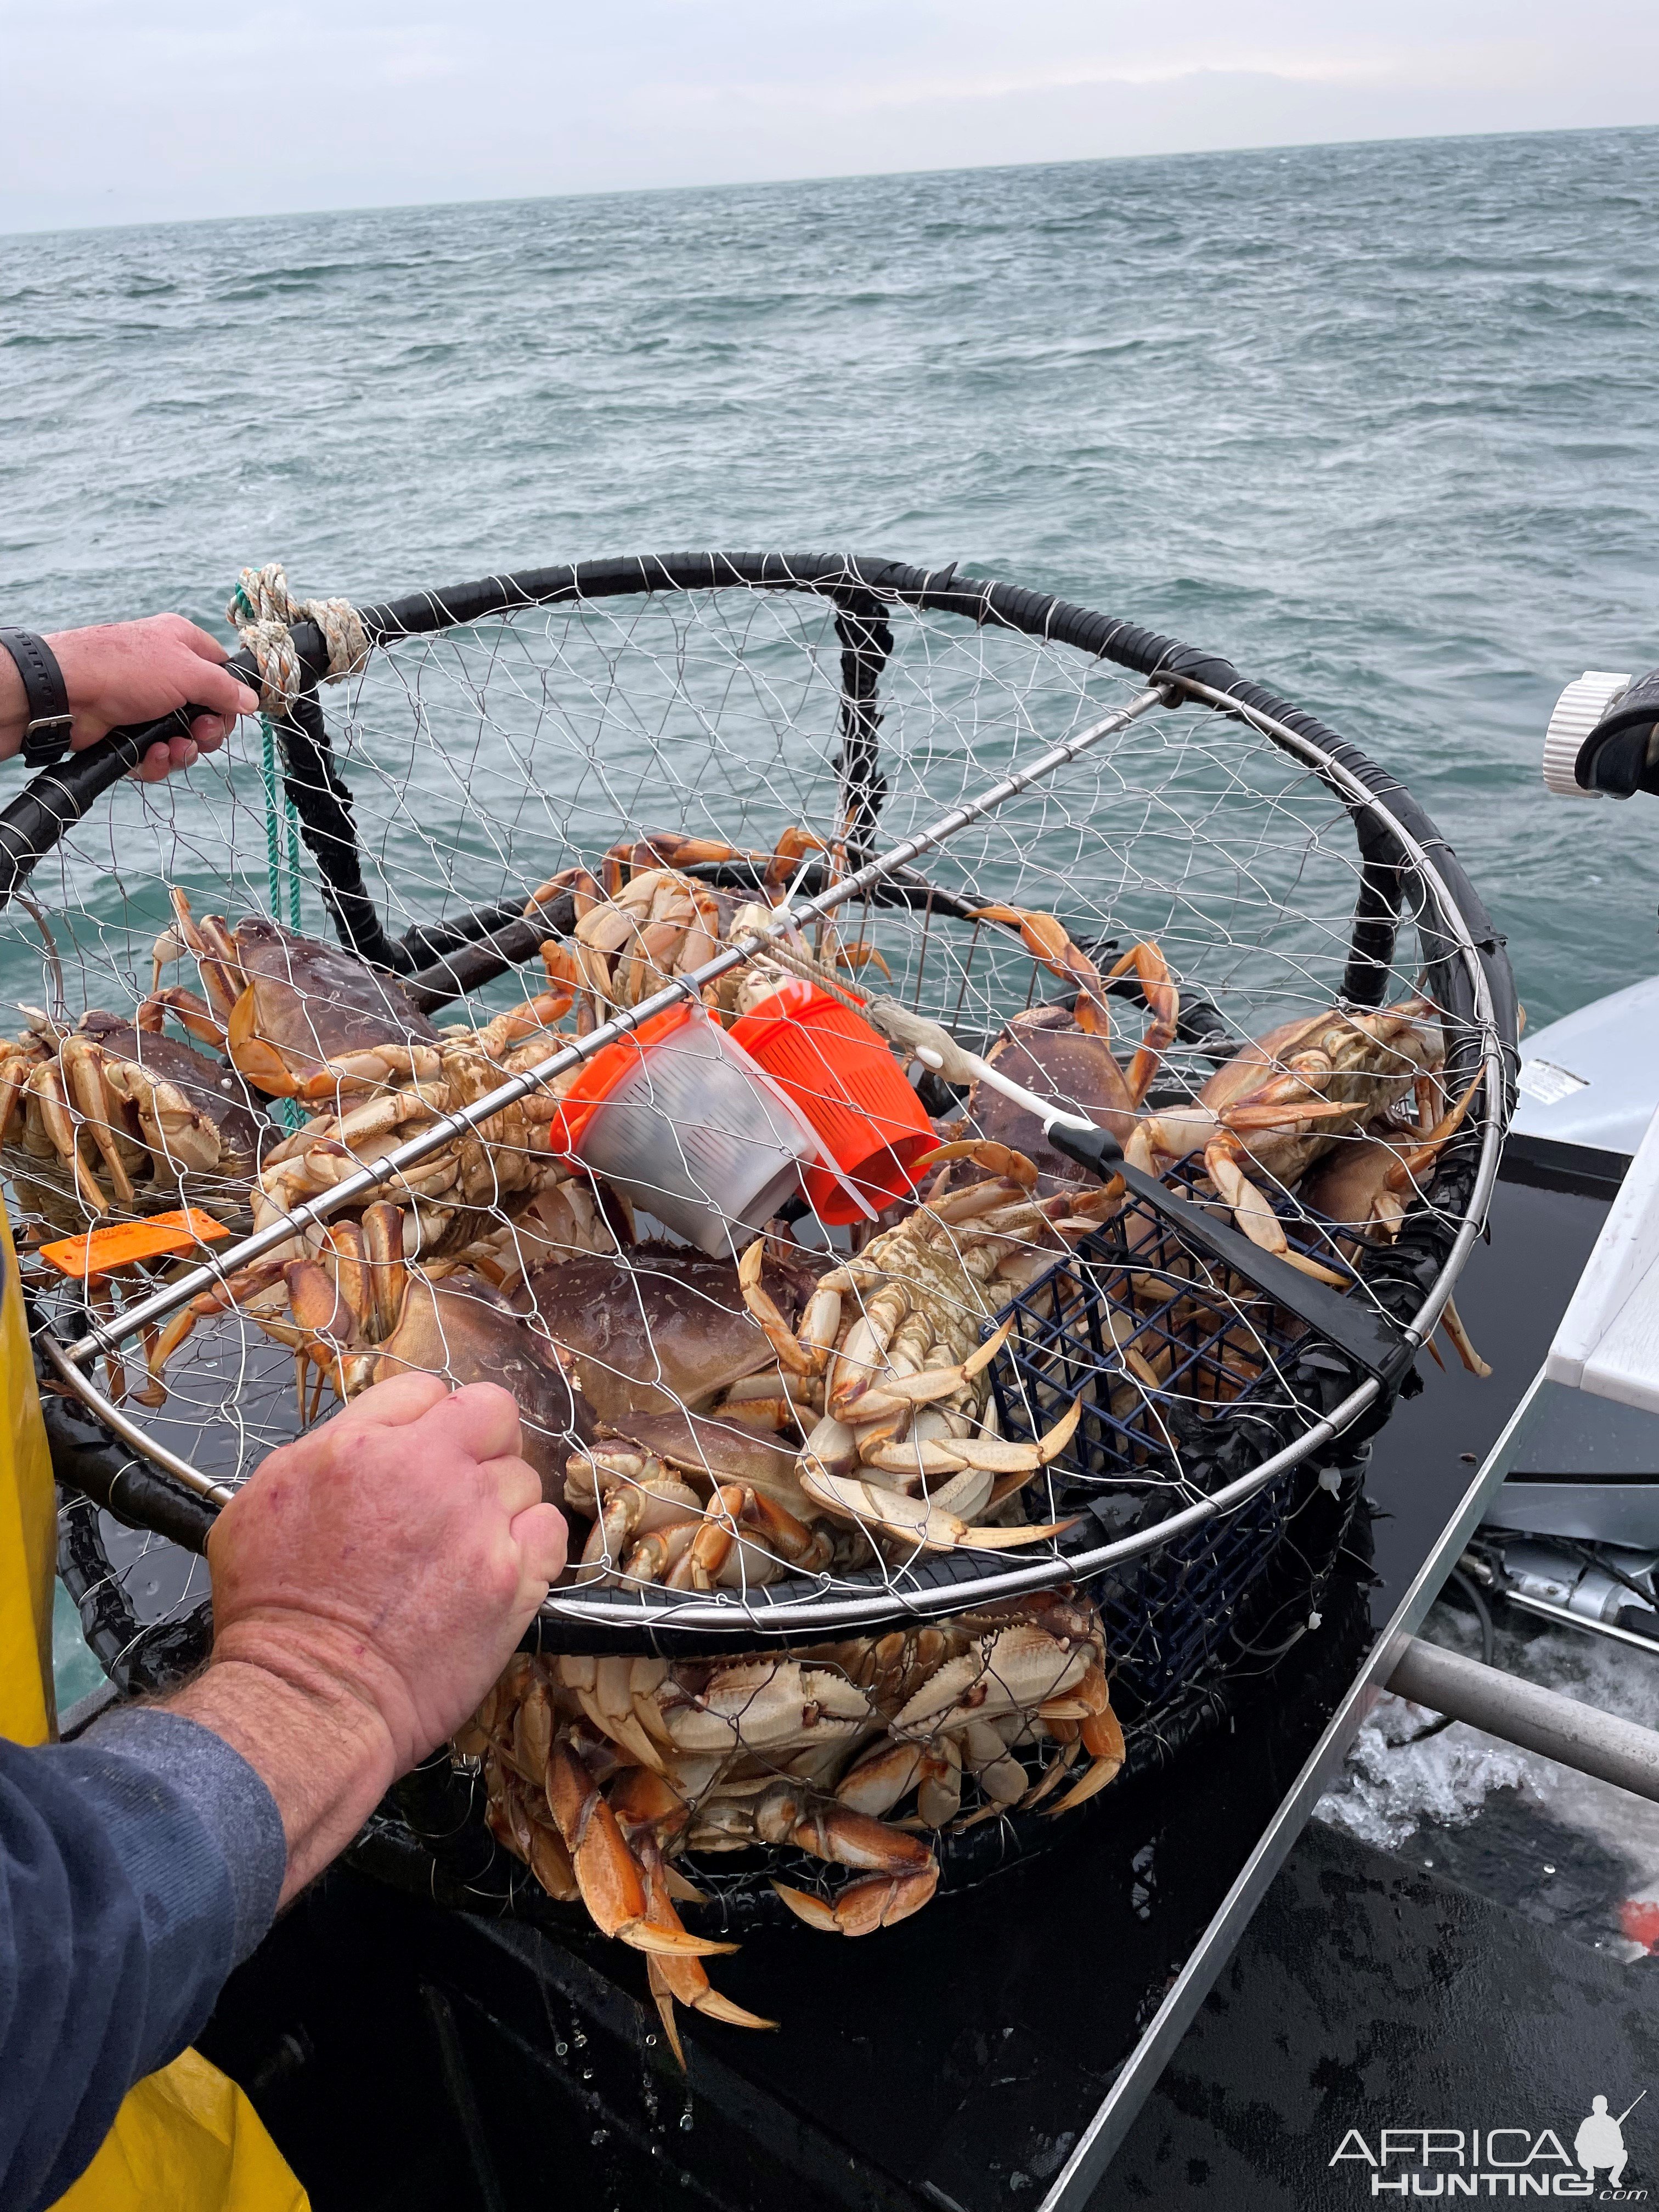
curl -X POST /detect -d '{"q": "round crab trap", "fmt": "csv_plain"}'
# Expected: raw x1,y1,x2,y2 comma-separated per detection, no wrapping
8,554,1515,2007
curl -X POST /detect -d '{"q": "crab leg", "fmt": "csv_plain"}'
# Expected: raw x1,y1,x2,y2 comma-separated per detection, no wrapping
574,1471,707,1585
60,1038,139,1211
833,1737,964,1830
522,864,603,924
829,1292,1016,1427
544,1745,737,1960
1438,1295,1492,1379
358,1201,409,1341
468,988,576,1059
104,1062,223,1178
133,985,227,1049
663,1482,744,1591
798,1466,1075,1554
24,1060,109,1214
1384,1072,1485,1207
737,1239,842,1379
145,1261,289,1387
1104,940,1180,1106
970,905,1112,1031
0,1045,41,1149
859,1395,1080,1486
1199,1133,1351,1286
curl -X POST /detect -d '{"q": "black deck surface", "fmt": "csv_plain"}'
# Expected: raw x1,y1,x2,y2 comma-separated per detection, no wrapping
198,1161,1622,2210
1108,1821,1659,2209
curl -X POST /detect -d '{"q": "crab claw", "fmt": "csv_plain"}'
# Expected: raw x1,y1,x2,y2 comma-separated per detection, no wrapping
1045,1698,1127,1815
647,1953,777,2067
523,864,603,924
771,1867,940,1936
798,1466,1076,1553
226,985,303,1097
544,1745,737,1958
834,941,893,979
915,1138,1041,1189
763,825,831,888
636,1839,776,2061
1202,1137,1351,1286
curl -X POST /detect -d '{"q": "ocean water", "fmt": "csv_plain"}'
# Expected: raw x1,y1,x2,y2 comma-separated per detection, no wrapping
3,125,1658,1030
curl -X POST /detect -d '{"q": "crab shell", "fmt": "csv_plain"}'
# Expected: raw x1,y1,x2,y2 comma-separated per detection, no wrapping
517,1242,826,1425
160,896,445,1100
236,917,444,1093
77,1012,269,1188
964,1005,1141,1187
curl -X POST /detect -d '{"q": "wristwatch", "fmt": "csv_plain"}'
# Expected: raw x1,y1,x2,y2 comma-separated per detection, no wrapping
0,628,74,767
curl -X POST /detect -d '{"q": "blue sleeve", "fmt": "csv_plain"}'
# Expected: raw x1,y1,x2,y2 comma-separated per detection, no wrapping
0,1707,286,2212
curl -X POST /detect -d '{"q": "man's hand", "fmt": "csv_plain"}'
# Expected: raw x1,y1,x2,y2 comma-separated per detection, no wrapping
0,613,258,783
170,1373,567,1901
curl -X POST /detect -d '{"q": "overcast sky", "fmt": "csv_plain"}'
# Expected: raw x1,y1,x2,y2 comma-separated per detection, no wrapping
3,0,1656,234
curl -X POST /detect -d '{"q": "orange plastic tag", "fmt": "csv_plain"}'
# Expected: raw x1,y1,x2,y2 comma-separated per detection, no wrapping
39,1208,232,1279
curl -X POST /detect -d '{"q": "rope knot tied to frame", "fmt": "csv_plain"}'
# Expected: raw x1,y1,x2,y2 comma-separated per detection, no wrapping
227,562,370,716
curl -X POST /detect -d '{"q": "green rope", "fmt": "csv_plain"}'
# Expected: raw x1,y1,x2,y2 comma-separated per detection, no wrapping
260,718,284,913
257,714,302,929
284,800,302,933
237,572,308,1127
257,709,303,1126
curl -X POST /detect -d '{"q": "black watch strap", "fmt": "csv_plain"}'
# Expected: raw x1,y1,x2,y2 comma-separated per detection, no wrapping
0,628,74,768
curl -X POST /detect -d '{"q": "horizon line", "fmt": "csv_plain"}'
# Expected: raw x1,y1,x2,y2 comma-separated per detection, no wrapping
4,116,1655,249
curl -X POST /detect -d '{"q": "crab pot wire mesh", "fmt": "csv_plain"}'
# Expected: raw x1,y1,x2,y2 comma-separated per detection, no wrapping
6,554,1511,1933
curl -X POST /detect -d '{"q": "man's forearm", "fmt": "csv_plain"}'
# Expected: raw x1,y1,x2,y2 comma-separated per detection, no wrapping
0,1660,401,2211
168,1658,398,1905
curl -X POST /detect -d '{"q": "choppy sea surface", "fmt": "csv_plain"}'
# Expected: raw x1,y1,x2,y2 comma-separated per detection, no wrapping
3,125,1658,1029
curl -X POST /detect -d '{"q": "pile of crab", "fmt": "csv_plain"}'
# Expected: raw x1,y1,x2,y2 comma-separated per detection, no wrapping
7,826,1486,2043
458,1590,1123,2057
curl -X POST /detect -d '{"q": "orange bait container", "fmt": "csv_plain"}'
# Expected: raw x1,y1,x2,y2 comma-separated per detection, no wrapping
730,978,935,1225
545,1000,821,1255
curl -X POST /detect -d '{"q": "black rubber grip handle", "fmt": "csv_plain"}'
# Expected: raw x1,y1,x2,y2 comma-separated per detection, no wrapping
1044,1120,1415,1385
0,645,268,913
0,713,185,911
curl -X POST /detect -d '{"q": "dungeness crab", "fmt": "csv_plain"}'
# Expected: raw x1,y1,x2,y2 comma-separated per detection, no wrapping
461,1590,1122,2058
0,1006,267,1215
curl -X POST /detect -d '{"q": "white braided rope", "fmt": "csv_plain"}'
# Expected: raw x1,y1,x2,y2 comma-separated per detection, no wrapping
228,561,370,716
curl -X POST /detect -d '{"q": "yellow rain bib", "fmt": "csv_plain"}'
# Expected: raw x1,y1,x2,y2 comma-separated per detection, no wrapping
0,1209,308,2212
